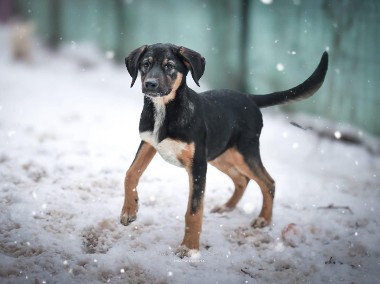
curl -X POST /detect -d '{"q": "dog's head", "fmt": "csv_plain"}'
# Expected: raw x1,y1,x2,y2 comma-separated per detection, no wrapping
125,43,205,99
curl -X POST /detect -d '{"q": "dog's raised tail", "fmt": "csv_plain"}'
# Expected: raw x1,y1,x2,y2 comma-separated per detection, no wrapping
251,52,328,108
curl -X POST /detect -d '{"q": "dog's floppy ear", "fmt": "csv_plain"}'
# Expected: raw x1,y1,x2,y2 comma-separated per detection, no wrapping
178,46,205,87
125,45,147,87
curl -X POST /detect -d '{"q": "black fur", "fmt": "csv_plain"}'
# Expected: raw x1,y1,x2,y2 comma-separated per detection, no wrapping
251,51,328,107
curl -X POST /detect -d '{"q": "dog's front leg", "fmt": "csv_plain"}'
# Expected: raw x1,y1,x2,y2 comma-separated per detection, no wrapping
120,141,156,226
177,149,207,258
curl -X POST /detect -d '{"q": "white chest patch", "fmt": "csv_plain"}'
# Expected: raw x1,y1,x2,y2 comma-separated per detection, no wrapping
151,97,166,143
140,131,188,167
140,97,191,168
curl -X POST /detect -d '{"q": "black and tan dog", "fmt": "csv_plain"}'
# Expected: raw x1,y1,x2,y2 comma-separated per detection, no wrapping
121,43,328,257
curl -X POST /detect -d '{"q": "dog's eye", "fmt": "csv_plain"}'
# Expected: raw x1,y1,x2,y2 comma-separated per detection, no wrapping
142,61,151,69
164,62,175,71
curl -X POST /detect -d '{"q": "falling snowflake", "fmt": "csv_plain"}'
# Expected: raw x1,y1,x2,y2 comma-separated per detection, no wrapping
105,50,114,59
260,0,273,4
276,63,285,72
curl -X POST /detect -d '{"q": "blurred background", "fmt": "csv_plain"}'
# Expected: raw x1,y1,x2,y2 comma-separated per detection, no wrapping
1,0,379,137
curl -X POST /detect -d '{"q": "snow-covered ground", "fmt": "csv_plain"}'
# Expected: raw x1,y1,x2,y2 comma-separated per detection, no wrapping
1,27,380,283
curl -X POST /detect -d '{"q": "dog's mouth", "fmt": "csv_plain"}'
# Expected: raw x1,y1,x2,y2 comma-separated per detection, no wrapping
144,92,163,98
143,90,170,98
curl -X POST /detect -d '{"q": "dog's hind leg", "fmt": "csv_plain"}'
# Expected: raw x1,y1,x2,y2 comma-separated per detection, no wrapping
210,154,250,213
246,157,275,228
225,143,275,228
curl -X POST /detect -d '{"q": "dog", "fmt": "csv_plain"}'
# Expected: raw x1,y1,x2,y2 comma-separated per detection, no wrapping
121,43,328,257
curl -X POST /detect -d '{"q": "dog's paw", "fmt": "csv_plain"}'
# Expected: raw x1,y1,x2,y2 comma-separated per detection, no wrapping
120,211,137,226
211,205,233,214
251,217,269,228
175,245,200,259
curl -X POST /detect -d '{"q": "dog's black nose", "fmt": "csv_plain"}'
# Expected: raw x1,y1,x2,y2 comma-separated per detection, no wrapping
144,79,159,90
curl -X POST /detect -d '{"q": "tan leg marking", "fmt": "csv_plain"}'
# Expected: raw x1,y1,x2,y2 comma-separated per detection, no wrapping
176,147,205,257
177,170,204,257
210,152,249,213
120,142,156,226
177,142,195,168
211,148,275,227
182,196,204,251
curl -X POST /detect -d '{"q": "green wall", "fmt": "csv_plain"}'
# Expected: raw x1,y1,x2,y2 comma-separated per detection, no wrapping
15,0,380,136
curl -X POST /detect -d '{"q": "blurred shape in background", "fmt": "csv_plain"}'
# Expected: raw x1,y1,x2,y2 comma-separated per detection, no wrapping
10,19,35,62
0,0,12,23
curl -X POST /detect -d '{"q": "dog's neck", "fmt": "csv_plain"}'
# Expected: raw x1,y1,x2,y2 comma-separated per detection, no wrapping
150,97,166,143
141,84,193,145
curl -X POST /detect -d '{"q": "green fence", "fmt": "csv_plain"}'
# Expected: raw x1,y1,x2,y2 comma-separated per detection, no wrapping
14,0,380,136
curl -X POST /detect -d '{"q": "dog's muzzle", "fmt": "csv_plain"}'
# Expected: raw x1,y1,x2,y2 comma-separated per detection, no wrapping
144,78,159,90
142,78,166,97
143,78,159,96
